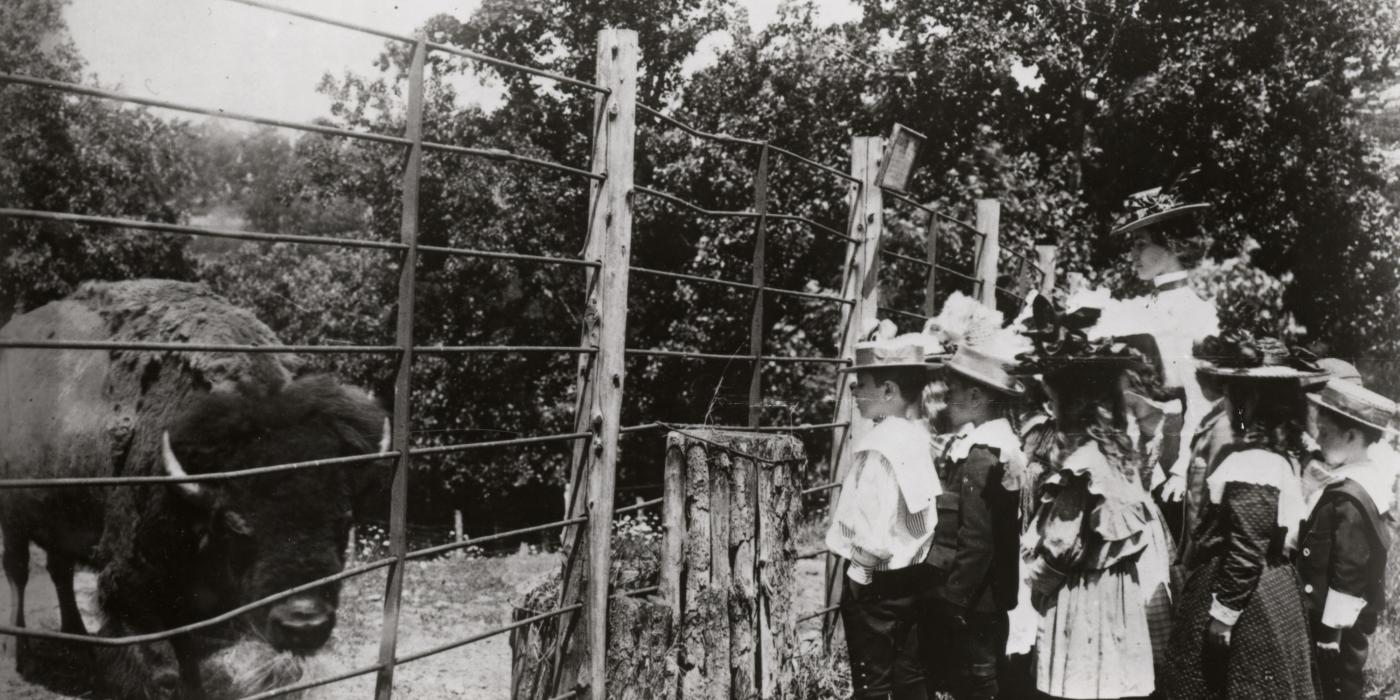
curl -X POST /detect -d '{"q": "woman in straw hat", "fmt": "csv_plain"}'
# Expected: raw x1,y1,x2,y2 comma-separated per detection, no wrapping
1167,333,1325,700
1298,379,1397,700
1015,297,1172,699
1097,186,1219,536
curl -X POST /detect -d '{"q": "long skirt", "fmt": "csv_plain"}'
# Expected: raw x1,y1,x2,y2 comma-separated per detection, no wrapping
1166,556,1318,700
1138,501,1175,679
1035,560,1155,699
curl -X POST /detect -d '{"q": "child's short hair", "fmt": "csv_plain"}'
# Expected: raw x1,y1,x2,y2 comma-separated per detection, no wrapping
1319,405,1386,446
863,367,929,402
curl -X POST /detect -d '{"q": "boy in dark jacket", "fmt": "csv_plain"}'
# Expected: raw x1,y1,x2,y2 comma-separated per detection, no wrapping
921,343,1026,700
1301,379,1398,700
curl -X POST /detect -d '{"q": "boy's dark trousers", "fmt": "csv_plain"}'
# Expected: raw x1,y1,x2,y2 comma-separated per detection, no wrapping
920,595,1008,700
840,565,928,700
1315,624,1371,700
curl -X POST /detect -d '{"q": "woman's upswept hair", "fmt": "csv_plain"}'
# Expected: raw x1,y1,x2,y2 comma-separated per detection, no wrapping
1143,217,1210,268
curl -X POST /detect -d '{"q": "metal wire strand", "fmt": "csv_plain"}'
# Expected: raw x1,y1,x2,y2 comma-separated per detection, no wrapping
629,266,851,306
221,0,607,94
0,450,399,490
636,104,764,147
0,207,408,251
634,185,762,219
421,140,601,182
881,189,982,237
0,73,412,146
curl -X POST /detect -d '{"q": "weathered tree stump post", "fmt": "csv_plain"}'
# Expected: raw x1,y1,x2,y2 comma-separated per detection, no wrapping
662,429,804,699
512,429,805,699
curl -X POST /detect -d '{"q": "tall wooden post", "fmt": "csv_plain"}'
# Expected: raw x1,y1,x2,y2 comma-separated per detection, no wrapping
924,215,940,316
1035,243,1059,295
823,136,884,641
747,144,771,428
554,28,637,700
373,34,427,700
974,198,1001,308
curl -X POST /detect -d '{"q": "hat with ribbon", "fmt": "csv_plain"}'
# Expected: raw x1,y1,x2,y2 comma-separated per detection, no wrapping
1308,380,1399,435
925,291,1027,394
840,319,945,373
839,336,940,373
1193,332,1327,383
1111,186,1210,236
944,344,1025,396
1012,294,1148,376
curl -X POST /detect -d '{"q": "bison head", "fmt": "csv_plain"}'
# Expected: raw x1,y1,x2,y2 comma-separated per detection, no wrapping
161,375,389,653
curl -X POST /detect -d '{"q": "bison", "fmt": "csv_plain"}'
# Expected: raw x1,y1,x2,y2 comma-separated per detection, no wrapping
0,280,388,699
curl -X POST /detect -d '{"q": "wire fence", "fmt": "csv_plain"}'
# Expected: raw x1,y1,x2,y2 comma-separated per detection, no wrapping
0,1,1035,696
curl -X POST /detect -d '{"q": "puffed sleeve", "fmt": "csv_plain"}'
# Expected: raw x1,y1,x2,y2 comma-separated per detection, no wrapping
827,452,898,583
1321,497,1373,629
1210,480,1279,624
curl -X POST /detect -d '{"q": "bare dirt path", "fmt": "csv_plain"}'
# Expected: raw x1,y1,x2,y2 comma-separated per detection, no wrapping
0,547,830,699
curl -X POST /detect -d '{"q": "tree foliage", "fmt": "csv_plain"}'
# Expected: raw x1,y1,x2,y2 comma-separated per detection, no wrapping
8,0,1400,526
0,0,198,321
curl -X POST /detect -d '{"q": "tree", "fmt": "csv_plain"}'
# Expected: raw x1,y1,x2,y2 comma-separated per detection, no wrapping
0,0,198,322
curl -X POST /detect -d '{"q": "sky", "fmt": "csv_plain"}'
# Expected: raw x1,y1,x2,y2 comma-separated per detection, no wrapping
63,0,862,127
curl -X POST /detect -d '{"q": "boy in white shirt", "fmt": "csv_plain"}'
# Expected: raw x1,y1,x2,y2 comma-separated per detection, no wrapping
827,335,942,700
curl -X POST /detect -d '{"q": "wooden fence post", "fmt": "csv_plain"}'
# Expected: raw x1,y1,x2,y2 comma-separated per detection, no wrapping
373,33,427,700
553,27,637,700
974,198,1000,308
823,135,884,642
1035,243,1059,295
747,144,771,428
924,215,940,317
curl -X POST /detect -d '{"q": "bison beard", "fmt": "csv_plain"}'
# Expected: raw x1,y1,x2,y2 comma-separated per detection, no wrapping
0,280,388,700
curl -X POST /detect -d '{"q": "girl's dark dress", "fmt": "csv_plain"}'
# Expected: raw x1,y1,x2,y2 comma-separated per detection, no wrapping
1167,446,1318,700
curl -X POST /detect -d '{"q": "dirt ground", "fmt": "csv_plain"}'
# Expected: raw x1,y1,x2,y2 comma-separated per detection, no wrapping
0,547,829,700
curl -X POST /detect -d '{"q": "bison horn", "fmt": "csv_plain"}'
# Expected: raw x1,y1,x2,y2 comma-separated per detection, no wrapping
378,417,392,454
162,431,206,502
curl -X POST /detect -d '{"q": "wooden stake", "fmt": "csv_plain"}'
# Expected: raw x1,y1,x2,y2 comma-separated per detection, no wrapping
975,198,1000,308
554,28,637,700
823,136,884,643
1036,243,1059,295
924,214,940,316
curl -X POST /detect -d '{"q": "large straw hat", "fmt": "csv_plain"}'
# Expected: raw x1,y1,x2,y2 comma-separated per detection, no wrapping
944,344,1024,396
1111,186,1210,236
1308,380,1399,435
838,334,938,373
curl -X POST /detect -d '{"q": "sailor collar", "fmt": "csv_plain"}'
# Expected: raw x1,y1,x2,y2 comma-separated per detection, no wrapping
1331,459,1396,516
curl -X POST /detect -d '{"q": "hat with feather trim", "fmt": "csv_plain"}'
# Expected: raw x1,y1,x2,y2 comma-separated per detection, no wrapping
1192,332,1327,383
1111,186,1210,236
1012,294,1147,376
926,291,1027,394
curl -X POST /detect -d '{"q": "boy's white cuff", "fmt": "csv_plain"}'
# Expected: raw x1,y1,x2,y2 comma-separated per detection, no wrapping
1209,595,1242,626
847,563,873,585
1321,588,1367,629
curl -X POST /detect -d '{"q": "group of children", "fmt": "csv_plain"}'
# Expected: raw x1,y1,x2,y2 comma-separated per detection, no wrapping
825,188,1399,700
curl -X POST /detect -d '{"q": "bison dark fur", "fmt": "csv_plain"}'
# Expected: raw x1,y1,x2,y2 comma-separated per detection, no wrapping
0,280,388,699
